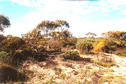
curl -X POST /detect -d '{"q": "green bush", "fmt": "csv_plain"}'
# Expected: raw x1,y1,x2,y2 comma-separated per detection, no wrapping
0,37,25,52
61,50,80,60
103,38,118,53
65,37,77,49
0,50,30,66
76,39,95,54
0,51,10,63
0,37,30,66
62,37,77,46
11,48,32,65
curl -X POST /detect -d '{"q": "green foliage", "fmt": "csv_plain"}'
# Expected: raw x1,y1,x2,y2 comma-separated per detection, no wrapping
0,49,31,66
50,30,76,49
61,50,80,60
102,31,126,39
102,31,126,48
103,38,118,53
47,30,76,50
37,20,69,34
0,34,6,42
0,14,10,32
0,37,25,52
12,49,32,65
62,37,77,49
85,32,97,38
67,37,77,45
76,39,95,54
22,28,50,61
0,49,30,66
93,38,118,53
0,36,30,66
23,28,46,52
0,51,10,63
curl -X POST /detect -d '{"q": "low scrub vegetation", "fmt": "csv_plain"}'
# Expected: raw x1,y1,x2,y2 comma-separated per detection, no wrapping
0,64,27,83
116,52,126,57
0,15,126,83
61,50,80,60
93,38,118,53
76,39,95,54
0,51,10,64
93,60,115,67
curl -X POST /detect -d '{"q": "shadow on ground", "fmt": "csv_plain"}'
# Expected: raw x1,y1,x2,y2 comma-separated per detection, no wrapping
0,65,28,83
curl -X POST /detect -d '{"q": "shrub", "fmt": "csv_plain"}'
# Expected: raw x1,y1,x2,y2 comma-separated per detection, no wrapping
0,49,31,66
76,39,95,54
0,51,10,63
67,37,77,44
102,31,126,48
0,37,25,52
32,51,48,61
61,50,80,60
92,40,106,53
93,39,118,53
7,37,25,50
65,37,77,49
0,65,27,83
12,48,32,65
0,34,6,42
103,38,118,53
37,39,47,48
47,39,63,51
93,60,115,67
0,36,32,66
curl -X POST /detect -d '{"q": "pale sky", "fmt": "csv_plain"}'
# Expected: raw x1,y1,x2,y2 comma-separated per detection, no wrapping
0,0,126,37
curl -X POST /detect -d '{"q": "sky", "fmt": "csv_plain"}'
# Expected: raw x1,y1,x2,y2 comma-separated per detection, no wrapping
0,0,126,37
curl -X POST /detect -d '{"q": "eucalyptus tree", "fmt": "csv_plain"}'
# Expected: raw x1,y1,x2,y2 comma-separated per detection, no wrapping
102,31,126,47
0,14,10,32
23,20,70,53
85,32,97,38
36,20,69,36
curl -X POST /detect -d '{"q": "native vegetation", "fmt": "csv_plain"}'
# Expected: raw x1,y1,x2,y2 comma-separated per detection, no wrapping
0,15,126,84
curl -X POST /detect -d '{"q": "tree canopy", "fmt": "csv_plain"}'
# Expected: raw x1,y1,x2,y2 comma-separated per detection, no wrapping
37,20,69,34
102,31,126,48
0,14,10,32
85,32,97,38
102,31,126,40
